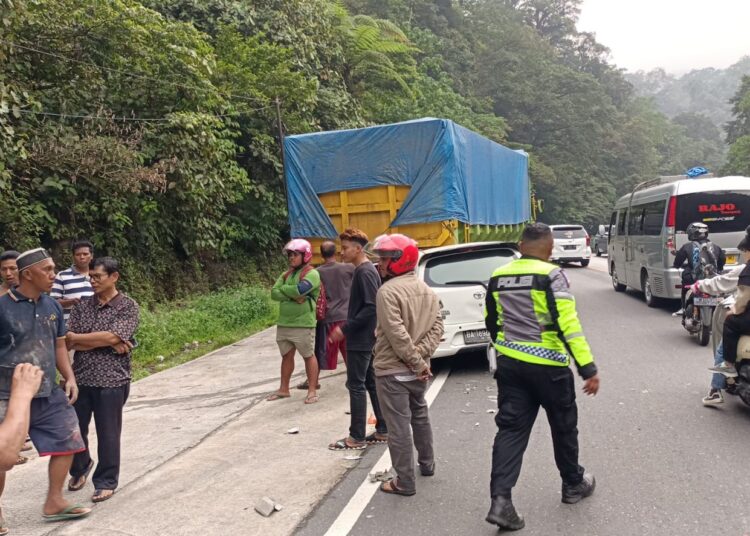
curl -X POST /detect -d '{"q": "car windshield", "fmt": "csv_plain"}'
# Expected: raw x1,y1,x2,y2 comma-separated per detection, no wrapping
424,248,516,287
552,227,587,239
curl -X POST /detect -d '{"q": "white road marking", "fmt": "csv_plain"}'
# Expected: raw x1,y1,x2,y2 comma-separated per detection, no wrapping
323,368,451,536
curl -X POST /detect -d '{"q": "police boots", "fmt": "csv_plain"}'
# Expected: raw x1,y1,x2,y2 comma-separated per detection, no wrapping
561,472,596,504
486,495,525,531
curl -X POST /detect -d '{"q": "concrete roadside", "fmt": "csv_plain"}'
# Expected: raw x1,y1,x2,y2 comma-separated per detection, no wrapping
2,326,377,536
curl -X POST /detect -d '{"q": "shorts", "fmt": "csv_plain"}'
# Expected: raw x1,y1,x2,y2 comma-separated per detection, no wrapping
315,321,348,370
276,327,316,358
0,387,85,457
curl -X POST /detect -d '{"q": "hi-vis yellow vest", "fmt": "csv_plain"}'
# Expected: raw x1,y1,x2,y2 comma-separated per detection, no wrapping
484,257,595,376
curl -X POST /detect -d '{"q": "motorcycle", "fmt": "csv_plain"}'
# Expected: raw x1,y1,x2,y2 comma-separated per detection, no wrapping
682,285,723,346
712,295,750,407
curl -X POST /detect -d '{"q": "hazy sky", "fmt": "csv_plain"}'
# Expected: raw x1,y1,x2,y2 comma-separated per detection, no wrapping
577,0,750,74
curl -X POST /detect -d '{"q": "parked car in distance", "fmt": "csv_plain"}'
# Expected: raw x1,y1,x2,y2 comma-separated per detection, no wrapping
592,224,609,256
549,224,592,267
417,241,520,358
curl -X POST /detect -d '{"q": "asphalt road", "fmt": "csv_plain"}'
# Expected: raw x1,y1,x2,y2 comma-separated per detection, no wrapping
299,261,750,535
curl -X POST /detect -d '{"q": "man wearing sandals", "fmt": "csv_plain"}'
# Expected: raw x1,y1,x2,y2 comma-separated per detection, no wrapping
369,234,443,496
0,250,34,466
0,248,91,531
66,257,140,503
268,239,321,404
328,228,389,450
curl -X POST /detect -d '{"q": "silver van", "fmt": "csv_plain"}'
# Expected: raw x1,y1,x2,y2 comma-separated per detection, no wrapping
608,175,750,306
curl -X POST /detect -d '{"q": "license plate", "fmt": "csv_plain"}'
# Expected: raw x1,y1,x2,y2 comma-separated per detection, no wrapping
726,254,738,265
563,245,577,250
464,329,490,344
694,297,722,306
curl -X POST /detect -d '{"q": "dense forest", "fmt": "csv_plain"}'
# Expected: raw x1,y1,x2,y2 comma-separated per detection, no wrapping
1,0,748,301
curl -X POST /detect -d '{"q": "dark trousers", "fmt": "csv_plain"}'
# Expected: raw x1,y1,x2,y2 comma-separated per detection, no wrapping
722,312,750,364
71,384,130,490
681,273,695,309
490,356,584,498
346,350,387,441
375,374,434,492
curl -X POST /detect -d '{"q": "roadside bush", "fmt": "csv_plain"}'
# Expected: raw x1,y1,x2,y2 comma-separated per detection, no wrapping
131,285,278,379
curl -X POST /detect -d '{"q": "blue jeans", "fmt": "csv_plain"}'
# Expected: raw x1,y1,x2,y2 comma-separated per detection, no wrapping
712,341,727,390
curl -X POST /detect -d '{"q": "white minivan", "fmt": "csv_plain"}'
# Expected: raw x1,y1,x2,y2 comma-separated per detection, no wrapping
608,175,750,306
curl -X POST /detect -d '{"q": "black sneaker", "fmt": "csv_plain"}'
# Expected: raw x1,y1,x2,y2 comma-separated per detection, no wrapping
562,473,596,504
702,388,724,406
485,496,525,530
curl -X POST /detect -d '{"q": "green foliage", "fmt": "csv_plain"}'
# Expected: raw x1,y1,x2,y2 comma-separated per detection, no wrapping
132,285,277,379
2,0,730,308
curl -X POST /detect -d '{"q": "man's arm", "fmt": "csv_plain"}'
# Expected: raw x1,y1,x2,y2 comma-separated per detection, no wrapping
414,308,444,360
484,280,500,342
342,269,378,337
376,290,429,374
549,270,597,380
67,331,121,350
673,245,688,269
55,337,78,404
0,364,43,471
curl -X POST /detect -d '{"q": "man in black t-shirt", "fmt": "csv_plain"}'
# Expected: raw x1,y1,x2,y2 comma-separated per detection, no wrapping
328,229,388,451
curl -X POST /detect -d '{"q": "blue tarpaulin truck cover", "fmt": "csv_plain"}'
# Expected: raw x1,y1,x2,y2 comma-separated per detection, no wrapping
284,118,530,238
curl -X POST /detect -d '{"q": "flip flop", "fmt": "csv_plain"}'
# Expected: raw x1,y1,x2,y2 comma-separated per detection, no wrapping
265,392,291,402
92,489,115,503
304,394,319,404
0,513,8,536
42,504,91,522
68,459,94,491
328,438,366,451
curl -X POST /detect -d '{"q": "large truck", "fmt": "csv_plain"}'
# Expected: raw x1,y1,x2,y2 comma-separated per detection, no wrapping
284,118,533,261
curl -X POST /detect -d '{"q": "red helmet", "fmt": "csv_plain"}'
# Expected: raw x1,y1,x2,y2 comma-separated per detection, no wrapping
370,234,418,276
283,239,313,264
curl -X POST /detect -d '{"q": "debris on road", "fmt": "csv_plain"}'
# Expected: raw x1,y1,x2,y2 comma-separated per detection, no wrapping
344,455,363,461
369,468,394,482
486,409,497,414
255,497,279,517
286,427,300,434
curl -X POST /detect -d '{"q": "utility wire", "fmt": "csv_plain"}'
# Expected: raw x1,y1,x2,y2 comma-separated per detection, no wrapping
15,104,274,123
0,38,271,106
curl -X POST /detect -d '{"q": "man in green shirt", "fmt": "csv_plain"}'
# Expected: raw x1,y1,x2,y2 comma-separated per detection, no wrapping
268,239,321,404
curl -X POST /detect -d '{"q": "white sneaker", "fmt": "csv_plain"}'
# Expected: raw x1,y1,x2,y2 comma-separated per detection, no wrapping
672,308,684,317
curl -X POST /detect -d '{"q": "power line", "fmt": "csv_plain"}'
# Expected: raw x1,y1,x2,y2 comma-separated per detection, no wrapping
16,105,274,123
0,38,271,106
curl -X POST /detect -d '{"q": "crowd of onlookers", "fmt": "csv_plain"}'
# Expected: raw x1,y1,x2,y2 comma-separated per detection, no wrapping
0,226,445,534
268,228,444,496
0,241,140,533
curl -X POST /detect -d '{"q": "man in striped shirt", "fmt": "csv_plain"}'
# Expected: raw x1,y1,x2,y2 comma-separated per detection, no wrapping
50,240,94,320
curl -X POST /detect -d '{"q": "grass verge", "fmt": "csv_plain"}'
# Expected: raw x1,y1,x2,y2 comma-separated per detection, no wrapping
131,286,278,380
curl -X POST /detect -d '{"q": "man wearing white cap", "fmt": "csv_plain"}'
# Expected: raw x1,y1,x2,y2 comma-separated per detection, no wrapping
0,248,90,530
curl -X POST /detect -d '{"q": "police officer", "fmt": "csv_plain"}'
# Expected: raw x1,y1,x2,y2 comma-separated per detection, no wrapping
484,223,600,531
672,222,725,315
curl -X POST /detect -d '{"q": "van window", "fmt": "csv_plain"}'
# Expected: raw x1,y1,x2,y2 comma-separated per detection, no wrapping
675,191,750,233
609,211,617,235
628,208,643,236
618,209,627,234
642,201,666,235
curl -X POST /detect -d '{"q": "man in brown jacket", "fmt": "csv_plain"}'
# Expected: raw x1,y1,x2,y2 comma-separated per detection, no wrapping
370,234,444,496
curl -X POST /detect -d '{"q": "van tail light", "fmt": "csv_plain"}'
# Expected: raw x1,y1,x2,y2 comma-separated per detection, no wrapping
666,196,677,228
586,235,591,247
666,229,675,252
